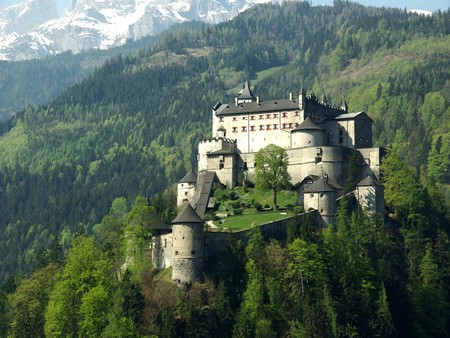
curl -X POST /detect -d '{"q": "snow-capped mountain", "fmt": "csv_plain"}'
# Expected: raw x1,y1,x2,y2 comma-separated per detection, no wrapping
0,0,288,61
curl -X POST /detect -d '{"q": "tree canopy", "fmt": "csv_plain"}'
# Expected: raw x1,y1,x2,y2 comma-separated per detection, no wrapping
254,144,291,210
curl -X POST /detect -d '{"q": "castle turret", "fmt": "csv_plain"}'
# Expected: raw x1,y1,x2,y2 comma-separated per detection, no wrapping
172,203,204,286
356,175,384,217
216,125,226,138
177,169,197,207
299,85,306,110
291,117,324,148
303,175,337,225
236,80,256,104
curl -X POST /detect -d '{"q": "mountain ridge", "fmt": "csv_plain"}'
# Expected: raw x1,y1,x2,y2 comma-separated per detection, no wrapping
0,0,288,61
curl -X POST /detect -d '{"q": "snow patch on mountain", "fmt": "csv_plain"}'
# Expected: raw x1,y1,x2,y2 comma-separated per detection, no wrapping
0,0,289,61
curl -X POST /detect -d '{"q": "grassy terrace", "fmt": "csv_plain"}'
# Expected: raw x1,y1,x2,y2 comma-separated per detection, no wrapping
208,186,300,231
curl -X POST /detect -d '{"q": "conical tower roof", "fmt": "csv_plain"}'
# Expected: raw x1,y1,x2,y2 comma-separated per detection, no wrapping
178,169,197,184
304,176,336,193
292,117,323,132
238,80,256,100
172,203,203,224
357,175,383,187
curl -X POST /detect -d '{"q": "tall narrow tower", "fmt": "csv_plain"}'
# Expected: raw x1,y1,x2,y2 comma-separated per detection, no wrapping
171,203,204,286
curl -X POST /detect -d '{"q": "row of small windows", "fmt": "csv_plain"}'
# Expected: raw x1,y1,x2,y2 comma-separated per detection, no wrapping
226,112,300,122
232,123,297,133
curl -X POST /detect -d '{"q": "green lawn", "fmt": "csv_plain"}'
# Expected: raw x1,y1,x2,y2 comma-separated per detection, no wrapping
211,211,293,231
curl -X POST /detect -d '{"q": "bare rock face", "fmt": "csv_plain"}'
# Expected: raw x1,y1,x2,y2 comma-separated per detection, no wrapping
0,0,288,61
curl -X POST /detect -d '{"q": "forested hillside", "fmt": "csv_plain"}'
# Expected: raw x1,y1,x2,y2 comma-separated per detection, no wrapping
0,35,159,122
0,0,449,298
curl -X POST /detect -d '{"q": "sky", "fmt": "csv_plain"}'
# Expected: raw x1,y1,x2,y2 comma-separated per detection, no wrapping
0,0,448,14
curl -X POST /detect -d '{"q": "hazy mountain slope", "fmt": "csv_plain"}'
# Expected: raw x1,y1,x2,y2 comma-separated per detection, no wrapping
0,0,448,286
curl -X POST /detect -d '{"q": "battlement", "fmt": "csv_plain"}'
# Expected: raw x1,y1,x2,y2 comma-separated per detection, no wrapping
199,137,237,144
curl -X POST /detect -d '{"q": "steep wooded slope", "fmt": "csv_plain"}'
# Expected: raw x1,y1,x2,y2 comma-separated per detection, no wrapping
0,1,448,284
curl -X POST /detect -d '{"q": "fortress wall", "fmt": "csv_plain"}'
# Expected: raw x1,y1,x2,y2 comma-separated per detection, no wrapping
355,118,373,148
238,146,351,185
292,130,324,148
151,233,173,270
358,147,384,180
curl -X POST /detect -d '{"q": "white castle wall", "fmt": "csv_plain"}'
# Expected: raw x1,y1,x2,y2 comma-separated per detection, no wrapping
177,182,196,207
303,191,336,225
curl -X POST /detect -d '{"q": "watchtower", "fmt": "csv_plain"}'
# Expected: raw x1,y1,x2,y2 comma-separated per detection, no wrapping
171,203,204,286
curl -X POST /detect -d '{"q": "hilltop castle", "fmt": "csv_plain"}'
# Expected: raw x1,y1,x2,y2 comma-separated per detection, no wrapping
157,81,385,286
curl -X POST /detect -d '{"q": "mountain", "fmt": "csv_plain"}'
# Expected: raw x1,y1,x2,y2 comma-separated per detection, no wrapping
0,0,289,61
0,0,448,293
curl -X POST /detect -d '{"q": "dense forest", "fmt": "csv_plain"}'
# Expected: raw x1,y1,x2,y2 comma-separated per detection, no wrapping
0,1,449,336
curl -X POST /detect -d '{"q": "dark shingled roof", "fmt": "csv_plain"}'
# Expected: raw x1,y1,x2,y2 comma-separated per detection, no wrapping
291,117,323,132
357,175,383,187
195,171,216,217
216,99,299,116
304,176,336,193
335,111,372,122
217,125,226,131
207,149,236,156
178,169,197,184
172,203,203,224
238,80,256,100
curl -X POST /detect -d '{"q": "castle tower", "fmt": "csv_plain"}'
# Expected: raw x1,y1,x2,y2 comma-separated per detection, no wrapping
291,117,324,148
356,175,384,217
177,169,197,207
299,85,306,110
236,80,256,104
303,175,337,225
171,203,204,286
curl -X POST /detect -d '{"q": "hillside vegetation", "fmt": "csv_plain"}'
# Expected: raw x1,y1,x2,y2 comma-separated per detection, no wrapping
0,0,448,304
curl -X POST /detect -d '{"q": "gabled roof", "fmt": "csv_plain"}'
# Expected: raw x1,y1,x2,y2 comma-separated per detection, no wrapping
357,175,383,187
291,117,323,132
335,111,373,122
178,169,197,184
172,203,203,224
217,125,226,132
215,99,299,116
303,176,337,193
238,80,256,100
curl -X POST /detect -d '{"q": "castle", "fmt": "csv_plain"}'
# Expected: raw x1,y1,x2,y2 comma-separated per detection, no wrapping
156,81,385,286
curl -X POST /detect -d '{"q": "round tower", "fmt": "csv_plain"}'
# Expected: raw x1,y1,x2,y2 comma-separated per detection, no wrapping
303,175,337,225
291,117,324,148
171,203,204,286
177,169,197,207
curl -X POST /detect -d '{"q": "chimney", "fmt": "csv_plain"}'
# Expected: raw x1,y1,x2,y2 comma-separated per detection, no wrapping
289,92,293,100
235,97,238,106
256,96,260,104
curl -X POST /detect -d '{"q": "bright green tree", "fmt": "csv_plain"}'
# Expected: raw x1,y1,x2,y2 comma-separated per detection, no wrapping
254,144,291,210
44,236,113,337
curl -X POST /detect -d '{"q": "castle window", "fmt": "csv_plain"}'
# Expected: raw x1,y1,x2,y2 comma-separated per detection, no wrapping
242,126,247,132
259,115,264,120
259,125,264,131
175,251,179,255
320,193,324,198
288,123,292,128
232,127,237,133
282,112,288,118
282,123,286,129
250,126,255,131
273,114,278,118
243,116,246,120
320,209,324,213
185,191,188,195
266,125,271,130
273,124,278,130
310,194,314,198
219,161,224,169
339,129,343,143
232,117,237,121
294,111,299,117
191,250,196,255
219,117,224,122
164,239,167,248
250,115,255,120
